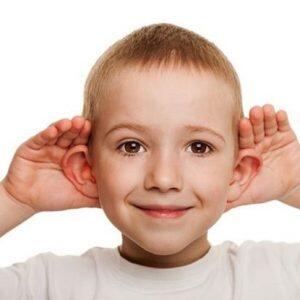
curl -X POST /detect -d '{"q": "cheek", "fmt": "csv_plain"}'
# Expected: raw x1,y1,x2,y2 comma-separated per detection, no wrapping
92,154,139,225
95,164,133,232
98,157,142,198
188,156,233,207
188,172,230,231
97,153,148,212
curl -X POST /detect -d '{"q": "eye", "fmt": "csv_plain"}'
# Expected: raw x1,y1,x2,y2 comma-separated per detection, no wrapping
117,140,146,157
117,140,215,158
187,141,214,157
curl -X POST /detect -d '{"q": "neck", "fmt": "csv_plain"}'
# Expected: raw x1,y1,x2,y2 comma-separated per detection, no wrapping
118,233,211,268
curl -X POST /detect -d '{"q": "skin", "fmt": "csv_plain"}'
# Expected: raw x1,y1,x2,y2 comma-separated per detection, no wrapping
61,64,261,268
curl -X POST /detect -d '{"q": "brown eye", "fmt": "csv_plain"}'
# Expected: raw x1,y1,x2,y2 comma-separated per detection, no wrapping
123,141,141,153
188,141,213,156
117,140,146,157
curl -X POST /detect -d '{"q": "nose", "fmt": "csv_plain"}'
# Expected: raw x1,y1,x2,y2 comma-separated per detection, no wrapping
144,149,183,193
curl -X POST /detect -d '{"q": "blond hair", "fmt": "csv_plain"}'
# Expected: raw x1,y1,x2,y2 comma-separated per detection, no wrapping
82,23,243,158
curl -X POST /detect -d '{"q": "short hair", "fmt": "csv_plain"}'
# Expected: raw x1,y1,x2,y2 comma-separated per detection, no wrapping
82,22,243,159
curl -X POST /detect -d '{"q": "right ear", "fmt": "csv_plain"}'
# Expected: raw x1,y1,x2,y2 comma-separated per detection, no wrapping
61,145,100,205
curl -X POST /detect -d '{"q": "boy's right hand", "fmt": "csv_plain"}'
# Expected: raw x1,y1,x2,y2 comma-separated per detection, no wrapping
1,116,100,214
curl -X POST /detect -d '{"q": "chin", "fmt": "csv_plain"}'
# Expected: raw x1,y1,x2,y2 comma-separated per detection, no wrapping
137,235,191,256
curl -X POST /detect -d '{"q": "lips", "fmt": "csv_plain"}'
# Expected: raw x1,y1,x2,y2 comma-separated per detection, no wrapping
134,205,193,218
134,204,193,211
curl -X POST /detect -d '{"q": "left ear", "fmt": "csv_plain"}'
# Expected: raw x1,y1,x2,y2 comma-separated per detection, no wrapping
227,148,262,205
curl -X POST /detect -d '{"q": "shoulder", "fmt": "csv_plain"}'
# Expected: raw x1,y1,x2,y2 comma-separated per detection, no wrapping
218,240,300,294
37,246,116,277
222,239,300,261
0,246,116,299
34,246,116,297
219,239,300,268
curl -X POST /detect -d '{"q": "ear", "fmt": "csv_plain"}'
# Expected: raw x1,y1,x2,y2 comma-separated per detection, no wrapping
61,145,99,202
227,148,262,207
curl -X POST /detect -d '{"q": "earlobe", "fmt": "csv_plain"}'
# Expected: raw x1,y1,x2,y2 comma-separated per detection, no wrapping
61,145,98,198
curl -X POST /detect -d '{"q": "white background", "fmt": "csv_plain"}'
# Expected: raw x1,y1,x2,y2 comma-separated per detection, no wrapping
1,0,300,267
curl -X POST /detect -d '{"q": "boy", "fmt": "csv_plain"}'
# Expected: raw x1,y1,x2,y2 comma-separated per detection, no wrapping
1,23,300,299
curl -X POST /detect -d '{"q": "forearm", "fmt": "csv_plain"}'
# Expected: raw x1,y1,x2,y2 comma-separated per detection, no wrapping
0,182,35,238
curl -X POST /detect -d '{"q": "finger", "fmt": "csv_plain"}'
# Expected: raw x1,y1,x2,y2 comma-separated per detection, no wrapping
70,119,92,146
249,106,264,143
56,116,85,148
47,119,73,146
26,119,71,150
239,118,255,149
276,110,291,132
263,104,278,136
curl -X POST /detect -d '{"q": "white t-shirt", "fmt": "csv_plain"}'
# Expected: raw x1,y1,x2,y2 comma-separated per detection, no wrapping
0,240,299,299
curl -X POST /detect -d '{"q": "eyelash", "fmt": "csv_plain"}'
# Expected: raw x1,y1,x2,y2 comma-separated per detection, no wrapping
116,140,215,158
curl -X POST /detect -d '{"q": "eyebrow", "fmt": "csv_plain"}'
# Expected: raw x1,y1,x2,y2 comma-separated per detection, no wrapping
104,122,226,143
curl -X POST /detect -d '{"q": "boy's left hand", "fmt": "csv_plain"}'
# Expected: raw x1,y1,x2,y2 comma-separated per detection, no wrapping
226,104,300,211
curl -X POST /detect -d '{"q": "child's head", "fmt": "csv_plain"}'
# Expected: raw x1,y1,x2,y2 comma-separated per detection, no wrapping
64,23,260,261
83,23,243,157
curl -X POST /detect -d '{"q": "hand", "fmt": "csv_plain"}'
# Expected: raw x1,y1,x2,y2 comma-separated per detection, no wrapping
1,116,99,214
225,104,300,211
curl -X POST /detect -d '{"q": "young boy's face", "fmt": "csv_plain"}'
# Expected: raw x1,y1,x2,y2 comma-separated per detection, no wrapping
91,63,237,264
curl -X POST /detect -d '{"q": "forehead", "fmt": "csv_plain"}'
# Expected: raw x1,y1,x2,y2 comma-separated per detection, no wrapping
98,65,234,138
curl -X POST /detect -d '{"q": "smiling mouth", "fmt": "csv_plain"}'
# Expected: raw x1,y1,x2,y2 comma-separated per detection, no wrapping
133,205,193,218
137,207,191,211
133,204,194,210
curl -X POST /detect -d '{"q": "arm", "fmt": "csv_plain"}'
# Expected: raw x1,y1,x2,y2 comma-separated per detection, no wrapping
0,182,35,238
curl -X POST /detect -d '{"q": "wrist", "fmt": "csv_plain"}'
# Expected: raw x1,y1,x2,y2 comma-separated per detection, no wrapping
0,180,36,237
278,143,300,208
0,180,36,217
279,183,300,209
